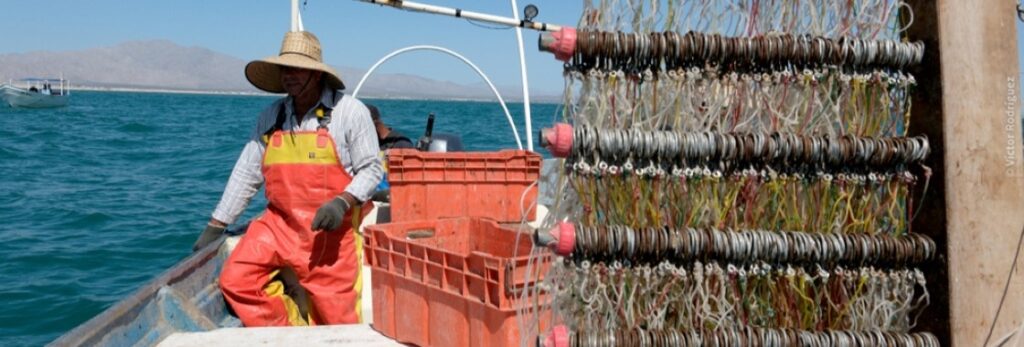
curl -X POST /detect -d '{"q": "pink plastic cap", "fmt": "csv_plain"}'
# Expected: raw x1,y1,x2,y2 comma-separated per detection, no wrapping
548,28,577,62
541,123,573,158
552,222,575,256
543,325,570,347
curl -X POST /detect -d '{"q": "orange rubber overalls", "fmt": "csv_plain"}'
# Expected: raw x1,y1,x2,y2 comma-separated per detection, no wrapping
220,106,365,326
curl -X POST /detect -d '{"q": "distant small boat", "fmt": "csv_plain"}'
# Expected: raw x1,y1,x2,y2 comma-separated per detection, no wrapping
1,78,70,108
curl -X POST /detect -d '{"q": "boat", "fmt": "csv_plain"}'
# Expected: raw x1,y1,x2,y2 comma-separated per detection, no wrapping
49,0,1024,346
1,78,70,108
48,234,237,346
49,166,558,346
48,0,557,336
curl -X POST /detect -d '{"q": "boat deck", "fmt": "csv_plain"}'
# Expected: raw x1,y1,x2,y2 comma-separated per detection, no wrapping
158,324,403,347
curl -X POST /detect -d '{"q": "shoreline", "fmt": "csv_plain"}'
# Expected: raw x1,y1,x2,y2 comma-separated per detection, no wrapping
69,85,268,97
66,86,562,104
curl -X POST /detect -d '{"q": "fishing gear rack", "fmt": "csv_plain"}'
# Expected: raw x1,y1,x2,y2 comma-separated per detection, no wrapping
530,1,945,346
354,0,1024,344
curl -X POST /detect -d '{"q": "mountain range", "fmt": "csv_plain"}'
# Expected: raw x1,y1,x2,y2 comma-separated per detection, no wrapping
0,40,560,101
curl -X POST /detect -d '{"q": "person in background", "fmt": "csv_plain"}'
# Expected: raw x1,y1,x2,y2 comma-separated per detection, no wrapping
367,104,414,150
192,30,382,326
365,104,413,203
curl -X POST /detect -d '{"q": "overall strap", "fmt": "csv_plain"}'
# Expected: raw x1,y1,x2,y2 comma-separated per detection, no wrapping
317,89,342,130
261,101,288,145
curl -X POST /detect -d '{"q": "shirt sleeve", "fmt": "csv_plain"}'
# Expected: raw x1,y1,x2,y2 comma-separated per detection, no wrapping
211,102,277,224
340,99,383,202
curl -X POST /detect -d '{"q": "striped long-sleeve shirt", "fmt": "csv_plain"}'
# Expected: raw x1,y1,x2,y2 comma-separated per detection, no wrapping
211,89,383,225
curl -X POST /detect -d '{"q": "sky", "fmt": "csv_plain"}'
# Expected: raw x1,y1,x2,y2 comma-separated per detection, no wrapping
2,1,1024,94
1019,18,1024,81
0,0,582,94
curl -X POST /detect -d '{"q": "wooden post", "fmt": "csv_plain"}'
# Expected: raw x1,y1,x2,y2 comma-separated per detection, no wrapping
907,1,1024,345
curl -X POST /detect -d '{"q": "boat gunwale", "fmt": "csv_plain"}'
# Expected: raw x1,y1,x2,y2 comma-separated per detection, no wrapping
47,238,224,347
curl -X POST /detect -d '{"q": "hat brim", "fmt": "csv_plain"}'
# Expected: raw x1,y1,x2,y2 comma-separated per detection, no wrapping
245,54,345,93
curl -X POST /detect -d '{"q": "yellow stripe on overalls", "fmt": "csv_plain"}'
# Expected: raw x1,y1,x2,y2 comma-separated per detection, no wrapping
352,205,364,324
263,133,340,166
262,269,309,326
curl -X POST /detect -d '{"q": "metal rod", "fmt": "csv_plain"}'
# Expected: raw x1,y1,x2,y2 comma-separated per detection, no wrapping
356,0,564,32
508,0,535,151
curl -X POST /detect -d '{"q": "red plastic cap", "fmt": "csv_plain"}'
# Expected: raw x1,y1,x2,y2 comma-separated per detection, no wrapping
552,222,575,256
542,123,574,158
548,28,577,62
544,325,570,347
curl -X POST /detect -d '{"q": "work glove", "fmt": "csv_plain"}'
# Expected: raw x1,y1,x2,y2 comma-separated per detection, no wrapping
192,224,226,252
311,197,351,232
370,189,390,203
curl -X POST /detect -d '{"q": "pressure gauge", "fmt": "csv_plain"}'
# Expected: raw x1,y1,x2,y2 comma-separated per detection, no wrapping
524,4,539,22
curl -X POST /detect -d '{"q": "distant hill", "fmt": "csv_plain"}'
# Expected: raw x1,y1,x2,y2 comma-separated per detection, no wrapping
0,40,561,102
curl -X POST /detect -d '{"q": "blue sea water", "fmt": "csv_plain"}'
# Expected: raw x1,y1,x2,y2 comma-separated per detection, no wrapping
0,91,559,346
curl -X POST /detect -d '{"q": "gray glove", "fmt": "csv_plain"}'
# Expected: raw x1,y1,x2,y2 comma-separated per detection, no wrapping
370,189,390,203
192,224,225,252
311,197,351,232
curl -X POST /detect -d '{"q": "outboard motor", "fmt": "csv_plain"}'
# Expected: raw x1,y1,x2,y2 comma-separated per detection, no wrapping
417,113,435,151
416,112,464,153
427,134,464,152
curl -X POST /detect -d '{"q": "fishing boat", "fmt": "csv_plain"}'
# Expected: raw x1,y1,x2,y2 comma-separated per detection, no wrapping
48,0,1024,347
49,171,558,347
45,219,405,346
49,1,555,341
1,78,70,108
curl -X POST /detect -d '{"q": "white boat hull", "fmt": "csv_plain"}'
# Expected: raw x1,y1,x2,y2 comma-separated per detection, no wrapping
1,85,68,108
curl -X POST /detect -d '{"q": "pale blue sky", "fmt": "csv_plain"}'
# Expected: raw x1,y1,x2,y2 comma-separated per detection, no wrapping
0,0,581,93
2,2,1024,93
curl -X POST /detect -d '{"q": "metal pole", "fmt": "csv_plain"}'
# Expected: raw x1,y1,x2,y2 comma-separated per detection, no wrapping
508,0,534,151
356,0,564,32
291,0,304,32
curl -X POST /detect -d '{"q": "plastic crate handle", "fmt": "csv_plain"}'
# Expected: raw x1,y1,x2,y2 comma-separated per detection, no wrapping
504,261,542,297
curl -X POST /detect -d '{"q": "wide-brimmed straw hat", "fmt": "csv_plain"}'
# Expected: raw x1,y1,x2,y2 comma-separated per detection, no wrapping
245,31,345,93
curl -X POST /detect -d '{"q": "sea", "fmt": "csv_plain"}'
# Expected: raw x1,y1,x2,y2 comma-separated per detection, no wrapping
0,91,560,346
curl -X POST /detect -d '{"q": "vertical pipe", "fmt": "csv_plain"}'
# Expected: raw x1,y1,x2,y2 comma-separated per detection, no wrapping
509,0,534,151
291,0,303,32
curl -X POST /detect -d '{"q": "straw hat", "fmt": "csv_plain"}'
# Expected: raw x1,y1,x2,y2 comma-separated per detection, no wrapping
245,31,345,93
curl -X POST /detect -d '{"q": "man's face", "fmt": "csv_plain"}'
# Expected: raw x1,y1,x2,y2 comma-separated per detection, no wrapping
280,66,322,97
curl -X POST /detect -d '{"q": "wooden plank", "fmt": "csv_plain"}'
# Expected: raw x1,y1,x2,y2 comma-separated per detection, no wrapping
904,2,951,344
908,1,1024,345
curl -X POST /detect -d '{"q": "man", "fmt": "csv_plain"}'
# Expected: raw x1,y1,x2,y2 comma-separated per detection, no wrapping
366,104,414,150
192,30,382,326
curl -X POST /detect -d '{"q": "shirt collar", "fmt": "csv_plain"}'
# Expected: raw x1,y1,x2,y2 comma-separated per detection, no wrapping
283,88,341,117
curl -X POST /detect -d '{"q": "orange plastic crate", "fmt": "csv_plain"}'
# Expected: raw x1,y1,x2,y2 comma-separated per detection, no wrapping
366,218,550,347
386,150,542,223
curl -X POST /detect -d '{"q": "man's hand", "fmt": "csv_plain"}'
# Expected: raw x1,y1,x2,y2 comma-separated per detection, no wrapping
311,196,352,232
193,221,227,252
370,189,390,203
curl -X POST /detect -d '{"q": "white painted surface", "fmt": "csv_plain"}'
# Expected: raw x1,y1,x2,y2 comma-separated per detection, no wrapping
158,324,402,347
0,85,68,108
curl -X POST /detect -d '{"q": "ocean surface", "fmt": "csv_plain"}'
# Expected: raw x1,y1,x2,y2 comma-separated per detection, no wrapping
0,91,559,346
